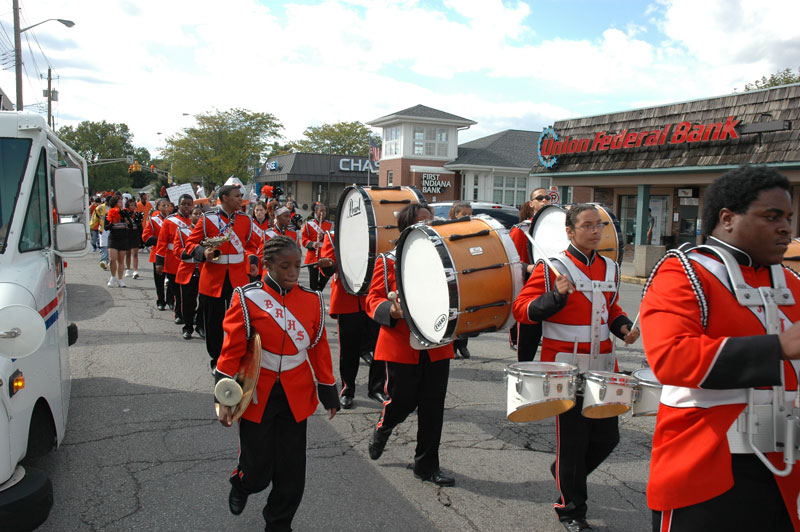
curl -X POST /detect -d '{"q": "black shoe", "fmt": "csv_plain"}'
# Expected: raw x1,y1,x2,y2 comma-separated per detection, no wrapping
183,331,192,340
168,303,174,311
360,351,374,364
341,395,354,409
458,346,471,359
157,303,166,311
560,518,592,532
228,485,248,515
368,428,391,460
414,469,455,487
196,327,206,339
175,317,185,325
368,391,388,404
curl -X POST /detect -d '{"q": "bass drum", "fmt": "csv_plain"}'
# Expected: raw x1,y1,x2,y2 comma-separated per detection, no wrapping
527,203,623,265
335,185,424,295
784,238,800,272
396,215,523,346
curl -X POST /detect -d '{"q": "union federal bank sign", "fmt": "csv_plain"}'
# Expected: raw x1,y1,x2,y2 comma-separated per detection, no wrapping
537,116,740,168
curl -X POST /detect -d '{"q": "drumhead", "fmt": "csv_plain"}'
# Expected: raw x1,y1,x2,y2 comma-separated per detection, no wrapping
506,361,579,378
335,187,373,294
632,367,660,387
529,204,570,264
585,370,632,385
398,226,451,344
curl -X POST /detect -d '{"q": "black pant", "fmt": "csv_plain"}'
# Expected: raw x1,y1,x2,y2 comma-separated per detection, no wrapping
153,263,166,306
165,273,182,320
180,270,199,335
337,312,381,398
376,353,450,477
516,322,542,362
652,454,793,532
307,265,329,291
201,273,234,366
231,382,306,532
553,395,619,522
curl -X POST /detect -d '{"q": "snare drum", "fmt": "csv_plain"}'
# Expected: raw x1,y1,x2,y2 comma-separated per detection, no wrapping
505,362,579,423
528,203,622,265
396,215,523,346
335,185,425,295
632,367,662,417
581,371,635,419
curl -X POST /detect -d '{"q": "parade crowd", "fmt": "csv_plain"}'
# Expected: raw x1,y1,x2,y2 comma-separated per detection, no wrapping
92,166,800,532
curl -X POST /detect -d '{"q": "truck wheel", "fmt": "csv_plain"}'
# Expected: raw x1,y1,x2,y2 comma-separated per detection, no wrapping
0,466,53,531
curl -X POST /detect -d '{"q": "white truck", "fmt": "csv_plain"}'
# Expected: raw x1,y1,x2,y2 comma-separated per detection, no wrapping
0,112,89,530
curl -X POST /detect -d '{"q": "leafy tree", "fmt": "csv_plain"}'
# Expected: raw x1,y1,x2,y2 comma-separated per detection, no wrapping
289,121,379,156
161,108,283,188
744,67,800,91
57,120,138,193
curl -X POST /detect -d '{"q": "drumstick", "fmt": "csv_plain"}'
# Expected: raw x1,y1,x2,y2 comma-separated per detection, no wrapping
522,231,562,278
631,312,640,332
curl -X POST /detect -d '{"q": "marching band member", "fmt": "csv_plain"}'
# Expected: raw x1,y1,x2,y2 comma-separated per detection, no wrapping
365,203,456,487
250,201,270,282
641,166,800,532
186,185,261,369
143,199,171,310
301,203,332,291
174,205,204,340
216,235,340,532
512,203,637,532
318,229,383,409
257,206,297,276
155,195,194,326
509,187,551,361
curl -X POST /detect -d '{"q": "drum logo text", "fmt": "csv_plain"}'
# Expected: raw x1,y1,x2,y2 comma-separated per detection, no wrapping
347,197,362,218
434,314,447,332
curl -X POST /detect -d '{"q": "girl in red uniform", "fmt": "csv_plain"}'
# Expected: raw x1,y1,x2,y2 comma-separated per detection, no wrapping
216,236,340,532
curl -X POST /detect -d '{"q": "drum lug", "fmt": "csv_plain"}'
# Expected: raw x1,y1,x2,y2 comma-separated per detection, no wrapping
568,378,576,397
599,382,607,401
515,375,523,395
543,375,550,396
443,267,456,282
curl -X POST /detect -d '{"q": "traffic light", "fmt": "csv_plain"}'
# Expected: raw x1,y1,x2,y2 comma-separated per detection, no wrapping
133,160,141,172
128,165,134,174
150,164,155,173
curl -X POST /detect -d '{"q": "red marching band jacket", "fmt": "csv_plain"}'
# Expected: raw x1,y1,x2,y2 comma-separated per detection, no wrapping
365,251,454,364
512,246,628,364
155,214,192,275
640,241,800,523
318,231,367,317
184,209,261,297
215,278,338,423
509,220,532,265
257,223,298,277
142,212,165,263
173,218,201,285
301,217,333,265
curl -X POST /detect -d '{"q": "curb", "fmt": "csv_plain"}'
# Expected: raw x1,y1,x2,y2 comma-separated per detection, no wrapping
620,275,646,286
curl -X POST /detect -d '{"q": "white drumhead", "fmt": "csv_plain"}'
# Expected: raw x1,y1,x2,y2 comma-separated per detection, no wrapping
399,228,450,344
337,188,372,293
530,206,569,264
633,367,660,386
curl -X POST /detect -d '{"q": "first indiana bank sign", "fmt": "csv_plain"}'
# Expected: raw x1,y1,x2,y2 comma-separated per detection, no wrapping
537,116,741,168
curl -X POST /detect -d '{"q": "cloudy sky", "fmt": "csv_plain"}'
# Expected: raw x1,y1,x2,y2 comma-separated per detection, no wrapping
1,0,798,157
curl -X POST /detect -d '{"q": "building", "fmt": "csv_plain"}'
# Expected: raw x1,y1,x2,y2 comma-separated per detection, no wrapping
530,83,800,263
258,152,377,218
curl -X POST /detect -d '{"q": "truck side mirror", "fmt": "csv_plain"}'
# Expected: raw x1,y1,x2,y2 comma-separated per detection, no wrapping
54,223,87,252
0,305,46,359
53,167,85,215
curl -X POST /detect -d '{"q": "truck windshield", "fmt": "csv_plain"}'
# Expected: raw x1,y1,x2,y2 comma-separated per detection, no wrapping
0,138,33,253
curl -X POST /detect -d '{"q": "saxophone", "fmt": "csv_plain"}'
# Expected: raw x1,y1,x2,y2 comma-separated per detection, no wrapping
202,220,233,262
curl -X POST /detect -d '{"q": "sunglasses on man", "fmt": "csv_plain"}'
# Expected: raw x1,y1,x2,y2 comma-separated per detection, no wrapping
532,195,551,201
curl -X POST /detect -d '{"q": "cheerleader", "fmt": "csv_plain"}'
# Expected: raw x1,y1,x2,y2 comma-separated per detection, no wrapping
105,195,131,288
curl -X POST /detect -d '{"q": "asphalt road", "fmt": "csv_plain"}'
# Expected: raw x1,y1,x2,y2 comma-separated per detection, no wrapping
27,251,654,532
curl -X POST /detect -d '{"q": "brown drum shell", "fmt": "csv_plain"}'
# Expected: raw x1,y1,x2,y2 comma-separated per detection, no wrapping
594,205,621,264
784,238,800,272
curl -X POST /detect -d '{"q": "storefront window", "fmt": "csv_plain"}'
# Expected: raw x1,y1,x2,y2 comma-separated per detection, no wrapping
619,195,670,246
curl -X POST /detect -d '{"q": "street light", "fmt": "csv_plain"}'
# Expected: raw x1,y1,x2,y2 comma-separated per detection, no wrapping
13,0,75,111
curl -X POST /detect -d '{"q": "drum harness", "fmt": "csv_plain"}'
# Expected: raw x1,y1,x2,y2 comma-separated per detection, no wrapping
644,245,800,477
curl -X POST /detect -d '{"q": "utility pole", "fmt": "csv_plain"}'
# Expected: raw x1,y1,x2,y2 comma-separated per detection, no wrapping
13,0,22,111
47,68,52,127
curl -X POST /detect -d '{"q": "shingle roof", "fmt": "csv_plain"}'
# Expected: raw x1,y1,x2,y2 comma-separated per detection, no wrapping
447,129,541,169
368,104,476,126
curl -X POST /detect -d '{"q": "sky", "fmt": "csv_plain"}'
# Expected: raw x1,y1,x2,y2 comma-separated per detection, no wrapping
0,0,798,158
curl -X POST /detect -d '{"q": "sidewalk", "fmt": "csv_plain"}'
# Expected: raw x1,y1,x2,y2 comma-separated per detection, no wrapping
620,261,647,285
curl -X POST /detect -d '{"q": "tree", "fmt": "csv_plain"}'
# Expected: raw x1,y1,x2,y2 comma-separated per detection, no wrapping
288,121,379,156
744,67,800,91
57,120,138,193
161,108,283,189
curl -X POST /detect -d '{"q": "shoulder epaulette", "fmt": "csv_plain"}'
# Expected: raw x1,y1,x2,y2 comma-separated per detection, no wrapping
241,281,263,292
643,248,708,329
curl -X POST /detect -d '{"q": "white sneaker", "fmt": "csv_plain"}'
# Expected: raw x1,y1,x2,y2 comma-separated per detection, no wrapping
124,269,132,277
107,276,116,287
117,278,127,288
132,270,140,279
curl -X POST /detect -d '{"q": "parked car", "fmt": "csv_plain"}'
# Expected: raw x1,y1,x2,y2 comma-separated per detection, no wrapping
429,201,520,230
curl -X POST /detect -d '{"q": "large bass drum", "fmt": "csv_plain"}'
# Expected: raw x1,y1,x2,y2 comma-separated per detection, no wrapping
395,215,523,346
335,185,425,295
527,203,623,265
783,238,800,272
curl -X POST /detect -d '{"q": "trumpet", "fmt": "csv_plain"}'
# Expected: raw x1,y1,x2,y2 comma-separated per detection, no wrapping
201,233,232,261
